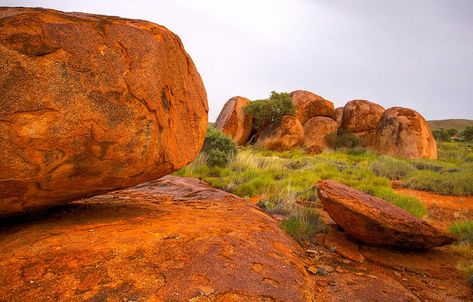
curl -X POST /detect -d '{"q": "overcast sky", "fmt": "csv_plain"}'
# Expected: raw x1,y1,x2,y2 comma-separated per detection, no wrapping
2,0,473,120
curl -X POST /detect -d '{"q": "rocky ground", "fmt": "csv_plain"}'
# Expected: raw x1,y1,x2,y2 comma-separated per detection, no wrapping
0,176,471,301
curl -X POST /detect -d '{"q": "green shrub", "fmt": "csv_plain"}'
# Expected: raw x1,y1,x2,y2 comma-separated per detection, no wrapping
326,129,362,150
450,220,473,244
463,127,473,142
244,91,295,131
201,126,237,167
281,208,325,243
366,186,427,218
405,169,473,196
370,156,415,180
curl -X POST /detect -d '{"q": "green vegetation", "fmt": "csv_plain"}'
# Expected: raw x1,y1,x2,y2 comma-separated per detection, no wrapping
200,126,237,167
432,126,473,142
325,129,361,150
243,91,295,132
450,220,473,244
450,220,473,288
176,146,428,218
281,208,325,243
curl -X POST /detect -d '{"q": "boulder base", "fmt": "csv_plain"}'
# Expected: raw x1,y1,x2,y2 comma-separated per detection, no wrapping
256,115,304,151
316,180,456,249
0,8,208,216
215,96,252,145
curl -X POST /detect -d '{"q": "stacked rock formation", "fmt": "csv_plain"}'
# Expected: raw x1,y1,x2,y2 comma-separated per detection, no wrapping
0,7,208,216
214,90,437,159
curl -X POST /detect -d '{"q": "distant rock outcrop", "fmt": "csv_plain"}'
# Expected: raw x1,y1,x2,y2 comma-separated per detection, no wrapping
316,180,455,249
0,8,208,216
303,117,338,154
374,107,437,159
215,96,252,145
256,115,304,151
341,100,385,147
289,90,335,125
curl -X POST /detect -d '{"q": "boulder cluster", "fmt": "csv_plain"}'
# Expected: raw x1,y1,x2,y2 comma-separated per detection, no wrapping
215,90,437,159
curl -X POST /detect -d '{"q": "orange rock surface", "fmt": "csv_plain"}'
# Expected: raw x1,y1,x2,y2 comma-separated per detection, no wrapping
334,107,344,128
316,180,456,249
0,8,208,216
302,116,338,154
341,100,385,147
289,90,335,125
215,96,252,145
256,115,304,151
0,176,312,301
375,107,437,159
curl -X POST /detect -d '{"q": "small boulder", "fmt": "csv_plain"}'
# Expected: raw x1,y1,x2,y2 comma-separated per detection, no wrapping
256,115,304,151
289,90,335,125
215,96,253,145
374,107,437,159
303,117,338,154
334,107,344,128
341,100,385,147
316,180,456,249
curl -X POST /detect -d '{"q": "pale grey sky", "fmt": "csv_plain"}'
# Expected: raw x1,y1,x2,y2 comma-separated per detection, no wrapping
2,0,473,120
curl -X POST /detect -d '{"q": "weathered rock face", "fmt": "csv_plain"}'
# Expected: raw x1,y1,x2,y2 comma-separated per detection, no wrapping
374,107,437,159
215,96,252,145
256,115,304,151
0,176,312,301
316,180,455,249
341,100,385,147
0,8,208,216
334,107,344,128
289,90,335,125
303,117,338,154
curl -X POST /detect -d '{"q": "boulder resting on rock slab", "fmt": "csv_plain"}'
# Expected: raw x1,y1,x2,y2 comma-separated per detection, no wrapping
0,7,208,216
215,96,252,145
316,180,456,249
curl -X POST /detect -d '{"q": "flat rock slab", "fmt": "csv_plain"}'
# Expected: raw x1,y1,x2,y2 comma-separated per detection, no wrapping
0,176,312,301
316,180,456,249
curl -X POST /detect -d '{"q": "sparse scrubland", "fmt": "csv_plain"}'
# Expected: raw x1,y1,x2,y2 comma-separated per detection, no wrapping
177,126,473,241
450,220,473,288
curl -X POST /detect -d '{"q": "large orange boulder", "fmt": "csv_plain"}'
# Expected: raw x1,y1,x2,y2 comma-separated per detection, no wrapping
215,96,252,145
255,115,304,151
0,8,208,216
303,117,338,154
341,100,385,147
374,107,437,159
289,90,335,125
316,180,455,249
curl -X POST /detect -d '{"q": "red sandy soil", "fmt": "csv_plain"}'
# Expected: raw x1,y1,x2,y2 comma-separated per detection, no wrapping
0,177,472,301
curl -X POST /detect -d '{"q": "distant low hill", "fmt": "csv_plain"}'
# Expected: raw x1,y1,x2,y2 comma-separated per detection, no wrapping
428,119,473,130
